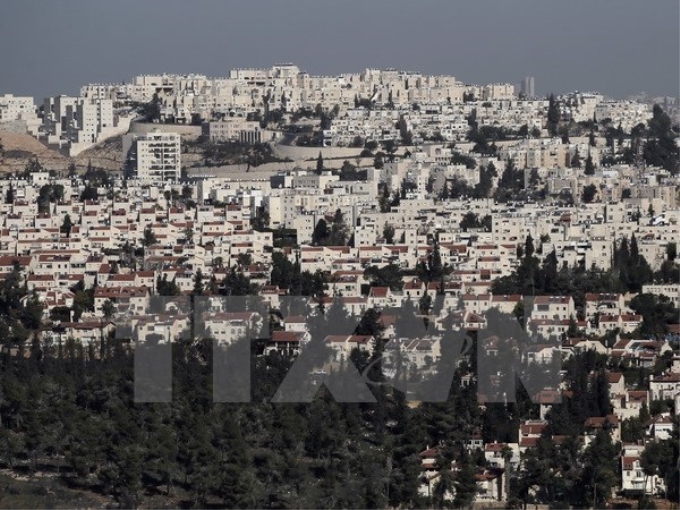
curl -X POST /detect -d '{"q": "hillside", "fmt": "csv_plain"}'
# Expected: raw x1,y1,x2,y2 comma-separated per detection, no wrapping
0,131,126,175
74,135,124,172
0,130,291,176
0,131,70,174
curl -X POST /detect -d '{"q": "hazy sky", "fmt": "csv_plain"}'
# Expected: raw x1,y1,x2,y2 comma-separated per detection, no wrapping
1,0,678,100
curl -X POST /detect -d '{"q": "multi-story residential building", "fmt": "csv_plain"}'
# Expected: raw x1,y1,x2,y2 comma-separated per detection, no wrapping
594,101,652,131
641,284,680,307
204,119,266,144
530,296,576,321
41,95,130,155
0,94,37,129
66,99,114,145
520,76,535,98
123,130,182,181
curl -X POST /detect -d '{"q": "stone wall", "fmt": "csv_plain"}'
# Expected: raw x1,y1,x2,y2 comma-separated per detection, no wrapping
129,119,203,139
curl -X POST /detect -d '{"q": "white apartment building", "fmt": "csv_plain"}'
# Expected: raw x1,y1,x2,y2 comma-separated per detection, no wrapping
42,95,80,141
66,99,115,144
123,131,182,181
641,284,680,308
0,94,35,123
594,101,652,131
41,96,127,155
0,94,40,135
204,119,264,144
80,84,119,101
559,92,604,123
481,83,516,101
520,77,535,98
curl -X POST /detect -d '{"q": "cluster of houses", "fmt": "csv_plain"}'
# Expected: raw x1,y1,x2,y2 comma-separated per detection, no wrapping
418,365,680,504
0,63,678,507
0,165,678,505
0,165,677,345
0,63,663,158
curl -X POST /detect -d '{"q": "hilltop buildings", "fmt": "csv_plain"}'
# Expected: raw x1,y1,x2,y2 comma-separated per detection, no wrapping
41,95,132,156
0,63,678,507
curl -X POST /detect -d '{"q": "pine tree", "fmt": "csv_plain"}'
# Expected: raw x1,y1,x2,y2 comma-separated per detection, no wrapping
379,184,391,213
316,151,324,175
5,182,14,204
525,234,535,258
584,151,595,175
579,430,619,508
193,269,204,296
383,223,395,244
429,243,444,281
329,209,349,246
453,455,478,508
546,93,560,136
143,226,157,247
61,213,73,237
312,218,330,246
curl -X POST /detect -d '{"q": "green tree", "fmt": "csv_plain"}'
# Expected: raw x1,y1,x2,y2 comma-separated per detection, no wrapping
61,213,73,237
157,274,181,296
453,456,479,508
251,207,270,231
473,162,496,198
373,152,384,170
579,430,620,507
582,184,597,203
584,151,595,175
311,218,330,246
621,417,646,442
102,299,115,321
184,227,194,244
80,185,98,201
21,292,44,330
546,94,560,136
298,270,328,298
142,92,162,122
5,182,14,204
460,212,482,231
236,253,252,268
329,209,349,246
364,264,404,291
379,184,392,213
383,223,395,244
643,104,679,175
143,226,157,247
220,269,257,296
559,125,570,144
316,151,324,175
525,234,535,258
494,158,524,202
193,269,204,296
23,158,43,177
630,293,678,336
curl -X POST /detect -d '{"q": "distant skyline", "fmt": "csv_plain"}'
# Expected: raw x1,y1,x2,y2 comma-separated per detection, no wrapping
0,0,678,101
